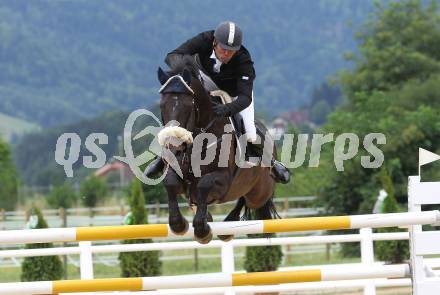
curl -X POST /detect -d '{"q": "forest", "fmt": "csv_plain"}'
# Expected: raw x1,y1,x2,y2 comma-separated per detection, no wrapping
0,0,372,127
1,1,439,217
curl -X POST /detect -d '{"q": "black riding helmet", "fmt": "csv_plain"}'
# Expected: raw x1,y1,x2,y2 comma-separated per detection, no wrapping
214,21,243,51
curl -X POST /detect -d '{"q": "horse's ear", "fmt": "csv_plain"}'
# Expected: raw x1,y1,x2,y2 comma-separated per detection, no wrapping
158,67,169,85
182,68,192,85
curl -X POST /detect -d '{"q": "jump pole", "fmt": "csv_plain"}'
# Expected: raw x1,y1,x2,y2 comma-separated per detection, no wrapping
0,264,409,295
0,211,438,244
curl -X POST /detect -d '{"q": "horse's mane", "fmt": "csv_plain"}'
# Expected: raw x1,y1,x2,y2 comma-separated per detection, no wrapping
168,55,201,78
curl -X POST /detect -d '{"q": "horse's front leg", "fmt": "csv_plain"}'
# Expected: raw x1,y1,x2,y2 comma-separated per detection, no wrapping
193,171,230,244
163,169,188,235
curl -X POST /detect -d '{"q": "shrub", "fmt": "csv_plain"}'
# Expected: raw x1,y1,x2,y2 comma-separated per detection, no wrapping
119,180,161,277
244,234,283,272
79,175,108,209
21,207,63,281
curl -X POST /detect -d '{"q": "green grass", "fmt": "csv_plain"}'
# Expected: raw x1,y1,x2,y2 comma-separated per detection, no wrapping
0,112,40,142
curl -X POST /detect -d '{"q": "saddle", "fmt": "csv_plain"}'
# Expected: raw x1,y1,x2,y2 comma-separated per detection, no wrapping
209,89,270,162
194,54,271,162
209,90,245,135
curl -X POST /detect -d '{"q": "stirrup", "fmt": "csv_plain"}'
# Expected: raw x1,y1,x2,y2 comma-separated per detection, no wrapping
244,143,260,167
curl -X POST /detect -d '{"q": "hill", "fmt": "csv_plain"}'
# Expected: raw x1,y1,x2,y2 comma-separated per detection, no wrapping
0,0,373,127
14,107,161,186
0,113,40,143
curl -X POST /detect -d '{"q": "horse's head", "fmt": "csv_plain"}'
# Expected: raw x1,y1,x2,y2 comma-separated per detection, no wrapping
158,67,196,133
157,60,213,150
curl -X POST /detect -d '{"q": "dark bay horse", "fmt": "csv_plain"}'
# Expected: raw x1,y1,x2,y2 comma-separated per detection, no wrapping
156,59,278,244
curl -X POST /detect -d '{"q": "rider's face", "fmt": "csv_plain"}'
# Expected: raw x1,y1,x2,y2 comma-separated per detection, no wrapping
213,42,237,64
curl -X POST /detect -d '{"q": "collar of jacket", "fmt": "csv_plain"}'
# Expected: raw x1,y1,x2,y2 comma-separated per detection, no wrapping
210,50,222,73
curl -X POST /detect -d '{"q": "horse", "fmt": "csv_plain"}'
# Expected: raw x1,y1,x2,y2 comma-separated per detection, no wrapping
156,58,279,244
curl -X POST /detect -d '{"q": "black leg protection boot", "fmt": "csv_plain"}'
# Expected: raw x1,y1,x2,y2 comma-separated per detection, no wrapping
271,159,291,184
144,157,165,178
246,143,291,184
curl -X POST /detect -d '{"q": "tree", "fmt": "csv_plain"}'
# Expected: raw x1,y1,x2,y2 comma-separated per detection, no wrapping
375,167,409,263
47,182,77,209
340,0,440,96
309,99,331,125
119,179,161,277
79,175,108,209
21,207,64,281
320,0,440,212
0,138,19,210
141,182,167,204
309,82,343,125
314,0,440,257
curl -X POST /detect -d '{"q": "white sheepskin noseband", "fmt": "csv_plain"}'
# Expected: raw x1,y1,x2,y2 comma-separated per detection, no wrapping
158,126,193,147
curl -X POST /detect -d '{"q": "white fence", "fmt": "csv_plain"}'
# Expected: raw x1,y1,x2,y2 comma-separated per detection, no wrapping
0,228,427,295
0,196,318,230
2,175,440,295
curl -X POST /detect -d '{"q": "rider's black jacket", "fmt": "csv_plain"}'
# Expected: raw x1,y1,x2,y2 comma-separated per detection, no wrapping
165,30,256,115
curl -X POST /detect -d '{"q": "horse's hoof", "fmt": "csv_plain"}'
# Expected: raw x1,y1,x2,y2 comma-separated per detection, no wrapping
195,228,213,244
218,234,234,242
170,218,189,235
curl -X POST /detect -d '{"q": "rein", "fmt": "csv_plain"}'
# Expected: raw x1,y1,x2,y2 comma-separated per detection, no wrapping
194,117,218,134
159,72,229,181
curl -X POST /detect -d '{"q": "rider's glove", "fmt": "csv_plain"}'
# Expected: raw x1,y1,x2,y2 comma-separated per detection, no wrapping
212,104,232,117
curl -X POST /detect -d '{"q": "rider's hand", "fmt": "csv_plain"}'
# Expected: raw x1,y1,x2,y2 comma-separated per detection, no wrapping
212,104,232,117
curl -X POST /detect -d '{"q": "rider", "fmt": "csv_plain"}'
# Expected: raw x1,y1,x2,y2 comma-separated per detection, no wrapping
146,21,290,183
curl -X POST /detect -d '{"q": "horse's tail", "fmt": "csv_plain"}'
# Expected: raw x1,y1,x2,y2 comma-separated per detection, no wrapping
265,195,281,220
241,193,280,221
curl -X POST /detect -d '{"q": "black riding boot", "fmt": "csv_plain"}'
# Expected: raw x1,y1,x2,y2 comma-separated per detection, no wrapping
246,143,291,184
144,157,165,178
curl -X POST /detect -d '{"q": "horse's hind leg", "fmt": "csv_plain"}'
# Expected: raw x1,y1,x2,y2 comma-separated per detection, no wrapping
256,197,280,238
218,197,246,242
223,197,246,222
164,169,188,235
256,197,280,220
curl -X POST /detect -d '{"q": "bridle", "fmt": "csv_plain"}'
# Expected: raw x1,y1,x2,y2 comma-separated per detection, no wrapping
159,73,222,180
159,74,219,135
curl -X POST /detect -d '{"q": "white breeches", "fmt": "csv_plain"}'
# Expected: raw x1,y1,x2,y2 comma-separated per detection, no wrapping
237,93,256,143
199,70,257,143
